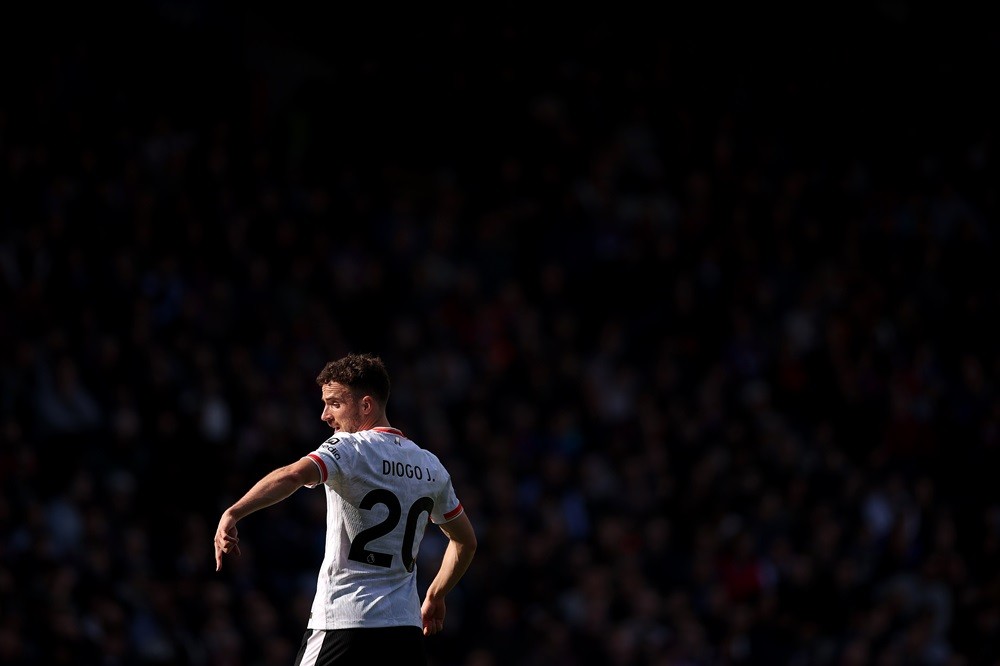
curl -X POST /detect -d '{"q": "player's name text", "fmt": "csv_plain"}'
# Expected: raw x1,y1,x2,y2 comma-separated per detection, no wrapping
382,459,435,482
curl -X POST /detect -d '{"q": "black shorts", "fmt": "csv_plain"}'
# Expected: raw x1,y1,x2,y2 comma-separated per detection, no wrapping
292,626,427,666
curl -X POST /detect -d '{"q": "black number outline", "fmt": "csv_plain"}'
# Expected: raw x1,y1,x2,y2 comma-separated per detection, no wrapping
348,489,434,571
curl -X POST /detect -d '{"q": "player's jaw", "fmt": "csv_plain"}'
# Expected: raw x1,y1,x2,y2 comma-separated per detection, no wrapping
324,413,356,433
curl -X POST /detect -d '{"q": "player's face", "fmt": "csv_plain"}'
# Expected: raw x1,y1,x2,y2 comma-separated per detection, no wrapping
320,382,364,433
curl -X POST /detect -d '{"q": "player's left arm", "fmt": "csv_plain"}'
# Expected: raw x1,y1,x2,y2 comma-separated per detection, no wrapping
421,511,477,635
214,456,321,571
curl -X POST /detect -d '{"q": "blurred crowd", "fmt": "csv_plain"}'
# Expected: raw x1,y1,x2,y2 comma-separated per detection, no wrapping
2,6,999,666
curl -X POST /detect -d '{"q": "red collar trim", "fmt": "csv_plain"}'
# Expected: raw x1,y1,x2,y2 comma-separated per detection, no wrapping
374,426,404,437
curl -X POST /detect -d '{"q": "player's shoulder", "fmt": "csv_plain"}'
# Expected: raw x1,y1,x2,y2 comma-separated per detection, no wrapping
321,431,355,447
316,432,359,460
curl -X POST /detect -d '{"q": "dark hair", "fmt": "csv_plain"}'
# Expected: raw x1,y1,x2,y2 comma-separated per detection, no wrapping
315,353,391,404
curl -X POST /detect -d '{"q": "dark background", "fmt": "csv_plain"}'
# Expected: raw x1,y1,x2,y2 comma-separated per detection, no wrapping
2,2,999,665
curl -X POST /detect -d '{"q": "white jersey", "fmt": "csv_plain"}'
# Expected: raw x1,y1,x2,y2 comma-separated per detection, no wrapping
304,426,463,629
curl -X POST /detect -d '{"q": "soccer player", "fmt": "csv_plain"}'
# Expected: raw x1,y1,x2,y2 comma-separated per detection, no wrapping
214,353,477,665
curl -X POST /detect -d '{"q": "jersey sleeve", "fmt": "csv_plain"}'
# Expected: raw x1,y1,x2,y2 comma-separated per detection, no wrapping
304,434,355,488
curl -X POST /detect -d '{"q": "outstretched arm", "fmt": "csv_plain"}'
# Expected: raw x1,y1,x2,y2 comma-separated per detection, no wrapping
421,511,477,636
214,457,320,571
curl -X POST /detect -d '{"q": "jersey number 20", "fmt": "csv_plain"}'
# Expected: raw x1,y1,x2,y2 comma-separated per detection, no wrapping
348,488,434,572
